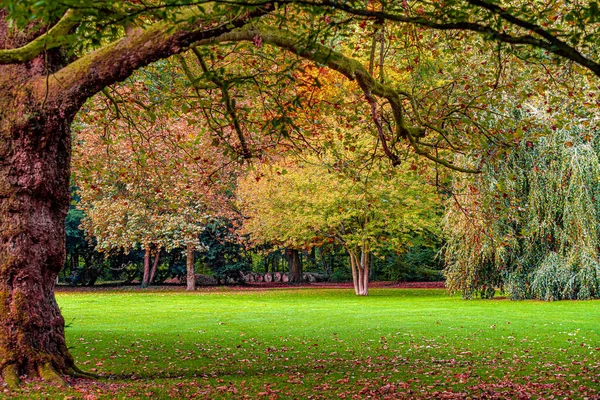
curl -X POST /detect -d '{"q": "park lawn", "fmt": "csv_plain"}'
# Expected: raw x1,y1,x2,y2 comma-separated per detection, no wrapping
4,287,600,399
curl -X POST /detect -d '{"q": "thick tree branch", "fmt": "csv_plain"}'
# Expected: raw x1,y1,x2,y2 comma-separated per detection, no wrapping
190,47,252,159
0,9,80,64
363,89,400,166
220,0,600,77
464,0,600,77
196,24,479,173
42,5,272,112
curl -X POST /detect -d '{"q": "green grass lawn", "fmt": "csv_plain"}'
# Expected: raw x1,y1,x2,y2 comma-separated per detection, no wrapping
5,287,600,398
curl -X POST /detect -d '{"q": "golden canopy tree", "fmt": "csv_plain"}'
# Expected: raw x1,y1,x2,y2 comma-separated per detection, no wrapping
238,142,441,296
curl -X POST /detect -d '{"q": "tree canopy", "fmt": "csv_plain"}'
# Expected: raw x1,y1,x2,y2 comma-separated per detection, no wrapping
238,141,440,295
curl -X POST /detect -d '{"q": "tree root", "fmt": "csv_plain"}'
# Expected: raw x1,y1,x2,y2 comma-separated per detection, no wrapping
68,365,100,380
1,361,99,389
2,364,20,390
38,362,67,387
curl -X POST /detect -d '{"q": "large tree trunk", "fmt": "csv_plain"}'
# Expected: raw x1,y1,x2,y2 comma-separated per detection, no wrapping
186,243,196,291
0,42,77,386
287,249,303,284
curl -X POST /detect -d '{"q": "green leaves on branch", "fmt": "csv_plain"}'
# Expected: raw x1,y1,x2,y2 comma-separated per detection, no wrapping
445,127,600,300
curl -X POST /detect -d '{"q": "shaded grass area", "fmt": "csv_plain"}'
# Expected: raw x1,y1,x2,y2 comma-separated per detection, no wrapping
4,287,600,398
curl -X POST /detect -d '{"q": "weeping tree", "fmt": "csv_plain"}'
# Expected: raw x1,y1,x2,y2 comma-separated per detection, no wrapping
445,128,600,300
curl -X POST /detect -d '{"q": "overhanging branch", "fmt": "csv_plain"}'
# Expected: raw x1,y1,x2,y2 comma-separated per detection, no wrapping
44,4,273,112
216,0,600,78
196,24,480,173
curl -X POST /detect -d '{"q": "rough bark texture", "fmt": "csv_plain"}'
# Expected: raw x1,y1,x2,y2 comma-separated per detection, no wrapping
0,12,77,383
287,249,303,284
186,244,196,291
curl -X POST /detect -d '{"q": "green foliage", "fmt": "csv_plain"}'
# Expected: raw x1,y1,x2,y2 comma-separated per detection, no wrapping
198,219,252,282
445,128,600,300
376,243,444,282
65,203,85,256
239,151,441,259
327,267,352,282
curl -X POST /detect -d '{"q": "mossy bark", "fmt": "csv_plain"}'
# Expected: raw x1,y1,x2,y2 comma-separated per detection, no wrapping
0,110,76,385
0,11,79,386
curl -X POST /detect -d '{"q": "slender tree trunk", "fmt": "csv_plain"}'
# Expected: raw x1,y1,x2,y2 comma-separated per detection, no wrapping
186,243,196,291
369,251,374,280
287,249,303,284
142,247,151,288
349,250,360,295
149,248,160,285
71,249,79,273
360,246,370,296
348,247,369,296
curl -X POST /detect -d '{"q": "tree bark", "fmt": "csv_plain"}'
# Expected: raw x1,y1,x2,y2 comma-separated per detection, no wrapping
349,251,360,295
0,28,77,384
348,247,369,296
149,248,161,285
71,248,79,274
141,247,152,288
186,243,196,291
360,247,370,296
287,249,303,284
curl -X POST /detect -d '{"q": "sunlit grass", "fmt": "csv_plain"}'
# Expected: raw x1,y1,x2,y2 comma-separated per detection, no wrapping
6,287,600,398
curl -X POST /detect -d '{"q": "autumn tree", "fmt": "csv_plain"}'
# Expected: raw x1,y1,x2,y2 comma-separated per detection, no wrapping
238,146,440,296
74,72,236,289
1,0,599,387
74,119,231,289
